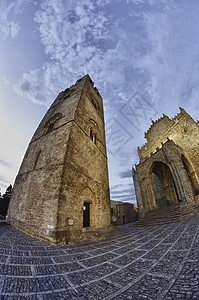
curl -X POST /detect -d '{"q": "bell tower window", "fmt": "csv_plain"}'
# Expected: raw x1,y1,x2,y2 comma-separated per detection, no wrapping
90,128,96,144
91,99,97,109
47,123,54,133
93,134,96,144
90,128,93,140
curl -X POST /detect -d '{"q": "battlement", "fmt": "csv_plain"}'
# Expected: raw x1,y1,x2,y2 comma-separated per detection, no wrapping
139,107,187,153
144,114,172,142
137,107,198,163
138,138,174,164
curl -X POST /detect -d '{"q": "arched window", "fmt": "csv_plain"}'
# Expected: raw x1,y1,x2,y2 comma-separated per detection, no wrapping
88,118,101,145
91,99,97,109
44,113,63,135
90,127,97,144
47,123,54,133
93,133,96,144
90,128,93,140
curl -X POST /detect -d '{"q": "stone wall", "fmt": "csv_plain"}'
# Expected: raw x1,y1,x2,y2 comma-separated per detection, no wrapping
139,109,199,186
134,108,199,216
151,173,167,208
7,75,111,245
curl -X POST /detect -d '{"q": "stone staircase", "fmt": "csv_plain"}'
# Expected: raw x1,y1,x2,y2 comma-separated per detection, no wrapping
0,215,6,220
133,202,199,227
81,226,114,241
0,215,8,225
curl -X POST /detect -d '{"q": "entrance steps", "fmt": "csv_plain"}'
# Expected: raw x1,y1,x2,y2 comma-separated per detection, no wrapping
0,215,7,225
133,202,199,227
81,226,114,241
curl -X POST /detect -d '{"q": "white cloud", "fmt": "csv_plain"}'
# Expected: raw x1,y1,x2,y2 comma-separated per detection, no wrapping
14,0,115,105
15,0,153,109
14,64,70,106
0,0,32,39
2,78,10,88
12,0,199,171
140,0,199,119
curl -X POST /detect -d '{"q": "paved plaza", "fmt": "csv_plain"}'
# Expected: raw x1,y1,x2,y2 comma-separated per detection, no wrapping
0,208,199,299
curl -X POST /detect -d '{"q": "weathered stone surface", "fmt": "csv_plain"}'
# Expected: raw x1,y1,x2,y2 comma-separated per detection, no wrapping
133,108,199,217
0,205,198,299
7,75,111,245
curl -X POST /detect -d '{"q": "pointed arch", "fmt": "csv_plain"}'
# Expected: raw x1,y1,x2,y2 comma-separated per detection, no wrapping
150,161,180,208
87,118,102,145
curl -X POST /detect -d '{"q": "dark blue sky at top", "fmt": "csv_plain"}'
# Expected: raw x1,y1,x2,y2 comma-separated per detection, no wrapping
1,0,199,203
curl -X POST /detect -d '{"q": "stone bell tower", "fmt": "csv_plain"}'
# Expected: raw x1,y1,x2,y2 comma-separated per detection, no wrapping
7,75,111,245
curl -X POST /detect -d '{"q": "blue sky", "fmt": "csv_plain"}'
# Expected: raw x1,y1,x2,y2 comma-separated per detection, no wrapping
1,0,199,204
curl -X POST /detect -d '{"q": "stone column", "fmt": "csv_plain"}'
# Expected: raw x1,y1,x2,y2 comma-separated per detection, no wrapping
170,160,195,203
139,176,156,214
132,168,144,218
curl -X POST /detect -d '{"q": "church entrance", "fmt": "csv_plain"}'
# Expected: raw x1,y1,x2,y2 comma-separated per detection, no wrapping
151,161,179,208
83,202,90,227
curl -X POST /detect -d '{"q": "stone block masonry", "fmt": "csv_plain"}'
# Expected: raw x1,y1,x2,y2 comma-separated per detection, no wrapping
133,108,199,217
7,75,111,245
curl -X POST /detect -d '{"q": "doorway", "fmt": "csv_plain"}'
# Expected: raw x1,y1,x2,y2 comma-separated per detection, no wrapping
83,202,90,228
151,161,179,208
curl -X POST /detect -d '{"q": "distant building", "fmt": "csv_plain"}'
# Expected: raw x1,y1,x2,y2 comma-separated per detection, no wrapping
110,200,138,225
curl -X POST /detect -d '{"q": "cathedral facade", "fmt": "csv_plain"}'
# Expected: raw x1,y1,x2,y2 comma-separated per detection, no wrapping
133,108,199,217
7,75,111,245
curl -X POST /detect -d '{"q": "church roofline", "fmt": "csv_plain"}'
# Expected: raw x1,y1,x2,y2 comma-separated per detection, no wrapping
144,113,169,139
138,107,188,153
136,138,176,165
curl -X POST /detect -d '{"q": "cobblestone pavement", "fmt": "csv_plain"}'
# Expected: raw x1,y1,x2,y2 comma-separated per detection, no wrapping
0,215,199,299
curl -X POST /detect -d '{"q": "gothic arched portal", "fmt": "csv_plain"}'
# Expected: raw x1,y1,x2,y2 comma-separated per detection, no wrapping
151,161,179,208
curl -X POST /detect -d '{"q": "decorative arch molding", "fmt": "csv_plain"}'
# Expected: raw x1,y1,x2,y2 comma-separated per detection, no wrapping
87,118,102,145
78,186,95,201
150,161,179,208
148,159,173,178
76,185,97,229
89,92,103,114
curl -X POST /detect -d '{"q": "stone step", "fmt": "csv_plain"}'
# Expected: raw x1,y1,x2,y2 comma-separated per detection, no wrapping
145,203,199,216
134,202,199,227
81,226,114,241
81,230,111,241
143,208,199,221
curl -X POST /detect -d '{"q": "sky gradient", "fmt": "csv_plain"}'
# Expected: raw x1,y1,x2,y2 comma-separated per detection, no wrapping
1,0,199,204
